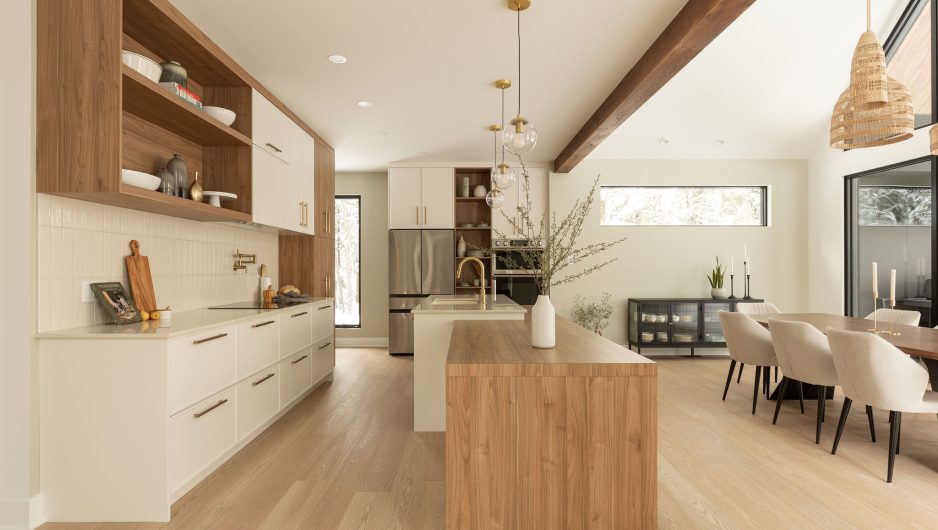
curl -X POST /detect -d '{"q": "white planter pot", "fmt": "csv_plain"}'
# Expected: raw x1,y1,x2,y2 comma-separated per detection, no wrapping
711,287,728,299
531,295,556,348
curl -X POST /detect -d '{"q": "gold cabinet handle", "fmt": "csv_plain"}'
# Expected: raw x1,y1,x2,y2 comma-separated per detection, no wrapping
424,206,428,224
416,206,419,225
251,320,275,328
291,311,309,318
265,142,282,153
193,399,228,418
318,341,332,350
252,373,275,386
193,333,228,345
291,354,309,365
317,304,332,310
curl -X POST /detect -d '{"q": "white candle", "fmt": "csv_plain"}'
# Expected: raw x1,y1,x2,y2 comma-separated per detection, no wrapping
748,257,752,276
872,262,879,299
731,258,735,275
890,269,896,307
744,245,748,261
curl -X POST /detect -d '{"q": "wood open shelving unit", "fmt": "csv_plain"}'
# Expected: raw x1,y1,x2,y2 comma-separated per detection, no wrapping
454,168,495,293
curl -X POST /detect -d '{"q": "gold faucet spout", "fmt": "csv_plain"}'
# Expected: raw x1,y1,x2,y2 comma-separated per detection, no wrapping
456,257,487,306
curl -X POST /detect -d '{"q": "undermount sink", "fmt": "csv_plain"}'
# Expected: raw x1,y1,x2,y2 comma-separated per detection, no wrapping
431,297,480,305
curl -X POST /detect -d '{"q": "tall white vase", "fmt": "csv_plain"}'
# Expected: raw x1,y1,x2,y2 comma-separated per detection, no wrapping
531,295,556,348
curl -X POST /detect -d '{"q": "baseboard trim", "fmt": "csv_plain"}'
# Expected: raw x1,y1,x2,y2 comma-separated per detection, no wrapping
28,495,43,530
336,337,388,348
0,497,29,530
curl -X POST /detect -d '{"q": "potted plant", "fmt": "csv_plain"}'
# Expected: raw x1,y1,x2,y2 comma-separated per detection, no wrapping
707,257,727,299
493,162,626,348
571,293,613,336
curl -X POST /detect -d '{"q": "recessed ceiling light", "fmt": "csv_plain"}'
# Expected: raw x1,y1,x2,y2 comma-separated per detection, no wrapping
327,54,347,64
374,130,387,136
357,101,373,108
658,137,670,145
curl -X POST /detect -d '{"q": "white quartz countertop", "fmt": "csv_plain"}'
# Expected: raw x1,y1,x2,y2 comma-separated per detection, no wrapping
35,298,333,340
411,294,526,314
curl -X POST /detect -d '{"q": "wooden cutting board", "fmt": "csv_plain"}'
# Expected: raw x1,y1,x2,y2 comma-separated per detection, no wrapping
125,240,157,312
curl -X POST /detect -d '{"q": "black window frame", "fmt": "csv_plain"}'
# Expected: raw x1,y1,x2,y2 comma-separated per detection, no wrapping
883,0,938,129
598,185,769,227
334,194,362,329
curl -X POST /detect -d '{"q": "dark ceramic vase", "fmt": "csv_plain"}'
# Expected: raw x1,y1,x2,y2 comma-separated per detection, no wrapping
159,60,188,87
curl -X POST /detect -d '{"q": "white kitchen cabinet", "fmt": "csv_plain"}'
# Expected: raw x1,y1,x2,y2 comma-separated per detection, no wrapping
492,166,549,239
312,299,334,342
38,300,335,522
251,90,315,234
387,167,455,229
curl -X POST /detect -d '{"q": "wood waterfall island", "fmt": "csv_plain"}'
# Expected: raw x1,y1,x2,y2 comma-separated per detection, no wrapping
445,315,657,529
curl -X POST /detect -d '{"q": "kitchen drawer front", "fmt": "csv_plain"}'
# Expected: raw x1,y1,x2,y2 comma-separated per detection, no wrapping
169,386,237,494
280,307,312,358
237,316,280,379
280,348,312,406
311,336,334,384
168,326,237,414
237,365,280,441
312,300,334,342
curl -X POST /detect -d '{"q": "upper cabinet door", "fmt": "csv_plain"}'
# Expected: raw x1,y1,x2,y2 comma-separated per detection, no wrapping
314,142,335,238
289,124,315,235
388,168,423,229
420,168,455,229
252,145,290,229
252,90,295,164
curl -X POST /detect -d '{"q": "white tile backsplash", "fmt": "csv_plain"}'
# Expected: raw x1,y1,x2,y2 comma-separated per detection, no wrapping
37,195,280,332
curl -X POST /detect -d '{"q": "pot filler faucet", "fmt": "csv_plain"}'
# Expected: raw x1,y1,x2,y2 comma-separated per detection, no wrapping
456,257,487,306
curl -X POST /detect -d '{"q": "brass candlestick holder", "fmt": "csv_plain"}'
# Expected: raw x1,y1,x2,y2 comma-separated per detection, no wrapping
866,298,902,336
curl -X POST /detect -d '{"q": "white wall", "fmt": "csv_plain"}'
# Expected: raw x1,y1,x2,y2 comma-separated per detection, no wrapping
806,123,932,314
0,0,36,528
335,172,389,345
549,159,809,349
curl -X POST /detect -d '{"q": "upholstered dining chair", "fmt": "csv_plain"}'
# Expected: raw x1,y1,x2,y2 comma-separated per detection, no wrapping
719,312,778,414
864,308,921,327
736,302,782,382
828,328,938,482
768,320,874,444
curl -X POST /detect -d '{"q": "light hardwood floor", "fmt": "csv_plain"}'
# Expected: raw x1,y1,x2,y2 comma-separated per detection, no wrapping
42,350,938,529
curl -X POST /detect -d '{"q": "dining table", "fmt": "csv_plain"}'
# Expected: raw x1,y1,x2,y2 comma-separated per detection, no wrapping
749,313,938,397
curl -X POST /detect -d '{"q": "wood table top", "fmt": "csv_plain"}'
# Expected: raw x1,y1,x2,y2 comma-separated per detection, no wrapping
446,313,655,377
749,313,938,360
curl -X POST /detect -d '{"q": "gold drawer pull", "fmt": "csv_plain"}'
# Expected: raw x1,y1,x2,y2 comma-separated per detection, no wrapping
291,354,309,365
291,311,309,318
252,320,276,328
193,399,228,419
193,333,228,345
318,342,332,350
252,373,276,386
317,305,331,310
265,142,282,153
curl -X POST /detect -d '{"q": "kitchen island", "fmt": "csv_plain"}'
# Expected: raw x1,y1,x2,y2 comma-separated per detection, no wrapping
446,315,657,529
412,294,526,431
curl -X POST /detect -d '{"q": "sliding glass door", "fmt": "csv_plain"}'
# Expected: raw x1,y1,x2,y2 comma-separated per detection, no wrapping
845,157,936,326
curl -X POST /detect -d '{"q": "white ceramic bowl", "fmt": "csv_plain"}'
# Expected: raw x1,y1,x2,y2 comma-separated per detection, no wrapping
121,51,162,83
121,169,161,191
203,106,236,127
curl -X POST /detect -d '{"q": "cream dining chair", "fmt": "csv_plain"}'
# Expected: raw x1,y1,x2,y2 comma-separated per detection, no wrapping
828,328,938,482
768,320,874,444
719,312,778,414
864,308,921,327
737,303,782,383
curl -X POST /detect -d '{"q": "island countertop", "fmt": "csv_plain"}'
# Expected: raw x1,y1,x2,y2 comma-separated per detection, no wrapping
446,313,655,377
411,294,526,314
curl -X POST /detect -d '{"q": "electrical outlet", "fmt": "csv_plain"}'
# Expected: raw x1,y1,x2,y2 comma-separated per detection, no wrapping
81,280,95,302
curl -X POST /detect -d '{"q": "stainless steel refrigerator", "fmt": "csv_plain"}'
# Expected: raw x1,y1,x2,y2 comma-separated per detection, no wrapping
388,230,454,355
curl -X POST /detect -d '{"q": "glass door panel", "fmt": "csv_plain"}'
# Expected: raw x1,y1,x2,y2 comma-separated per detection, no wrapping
669,302,699,344
638,302,670,345
702,302,730,342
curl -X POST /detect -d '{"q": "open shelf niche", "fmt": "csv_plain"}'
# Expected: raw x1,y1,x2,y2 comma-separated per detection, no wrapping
454,168,495,293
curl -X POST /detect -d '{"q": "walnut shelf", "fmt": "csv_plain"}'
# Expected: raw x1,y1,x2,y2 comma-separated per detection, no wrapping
118,186,252,223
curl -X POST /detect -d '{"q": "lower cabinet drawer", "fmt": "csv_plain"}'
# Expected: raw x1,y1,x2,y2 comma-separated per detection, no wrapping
237,365,280,441
281,308,312,358
237,316,280,379
280,348,312,406
312,300,334,342
169,386,237,494
311,336,334,384
168,326,237,414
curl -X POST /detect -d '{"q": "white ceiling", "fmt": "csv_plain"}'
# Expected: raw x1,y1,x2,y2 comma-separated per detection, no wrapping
588,0,909,161
168,0,688,171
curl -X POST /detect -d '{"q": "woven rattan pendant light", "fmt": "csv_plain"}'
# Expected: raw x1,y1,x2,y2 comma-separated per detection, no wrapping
830,0,914,149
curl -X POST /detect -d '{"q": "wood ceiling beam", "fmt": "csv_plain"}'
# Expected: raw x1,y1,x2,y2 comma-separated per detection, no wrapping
553,0,755,173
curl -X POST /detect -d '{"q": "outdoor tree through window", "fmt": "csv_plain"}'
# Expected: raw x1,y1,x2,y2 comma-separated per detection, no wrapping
334,196,360,327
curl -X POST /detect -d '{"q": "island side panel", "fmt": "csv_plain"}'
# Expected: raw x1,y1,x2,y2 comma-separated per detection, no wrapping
445,372,657,530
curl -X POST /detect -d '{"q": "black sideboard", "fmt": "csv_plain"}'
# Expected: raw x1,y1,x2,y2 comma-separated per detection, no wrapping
627,298,763,356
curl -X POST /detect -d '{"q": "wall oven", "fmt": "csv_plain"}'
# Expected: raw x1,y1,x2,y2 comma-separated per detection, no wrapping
493,239,542,305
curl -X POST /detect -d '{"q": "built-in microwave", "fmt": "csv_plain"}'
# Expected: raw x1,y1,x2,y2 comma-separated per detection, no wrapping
493,239,543,275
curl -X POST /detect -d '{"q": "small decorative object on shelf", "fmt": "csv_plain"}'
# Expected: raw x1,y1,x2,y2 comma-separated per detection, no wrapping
457,236,467,257
473,184,488,198
462,176,470,198
159,60,188,87
707,256,727,299
158,81,202,109
728,257,737,299
90,282,142,324
189,171,203,203
167,154,188,198
158,166,175,195
743,246,753,299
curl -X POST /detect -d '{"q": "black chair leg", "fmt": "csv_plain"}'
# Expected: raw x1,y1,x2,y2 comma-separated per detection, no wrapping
888,411,901,483
775,366,778,383
816,388,825,444
752,365,761,414
738,363,744,383
831,397,852,455
763,366,770,397
722,359,737,401
797,381,805,414
866,405,876,443
773,377,789,425
897,412,902,455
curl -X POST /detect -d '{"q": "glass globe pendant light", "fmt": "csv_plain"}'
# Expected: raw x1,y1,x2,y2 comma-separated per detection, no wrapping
486,124,506,208
503,4,537,156
492,79,516,191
